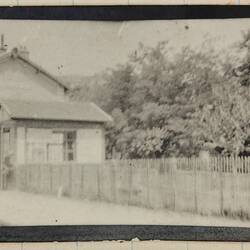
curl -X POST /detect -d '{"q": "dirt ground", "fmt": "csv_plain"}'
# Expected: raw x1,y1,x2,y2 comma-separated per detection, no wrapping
0,190,250,227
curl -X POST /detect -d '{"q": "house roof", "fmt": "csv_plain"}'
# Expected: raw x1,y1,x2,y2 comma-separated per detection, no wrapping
1,99,113,123
0,48,69,91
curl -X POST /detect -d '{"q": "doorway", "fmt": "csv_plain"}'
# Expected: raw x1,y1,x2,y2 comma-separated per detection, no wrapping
0,127,15,190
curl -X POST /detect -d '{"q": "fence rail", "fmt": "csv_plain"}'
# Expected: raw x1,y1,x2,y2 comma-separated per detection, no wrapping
16,156,250,218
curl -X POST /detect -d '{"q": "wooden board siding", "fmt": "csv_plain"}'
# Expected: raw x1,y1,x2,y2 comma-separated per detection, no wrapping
15,120,105,164
0,58,65,102
16,127,25,164
14,119,104,130
77,128,105,164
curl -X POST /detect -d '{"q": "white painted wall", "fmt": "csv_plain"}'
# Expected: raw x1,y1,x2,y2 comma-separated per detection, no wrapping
77,128,105,163
26,128,52,143
16,127,25,164
16,127,105,164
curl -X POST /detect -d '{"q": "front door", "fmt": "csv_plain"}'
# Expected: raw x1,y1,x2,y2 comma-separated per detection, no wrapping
1,127,15,190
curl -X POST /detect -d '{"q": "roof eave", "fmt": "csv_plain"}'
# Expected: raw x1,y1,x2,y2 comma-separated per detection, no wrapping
90,102,113,122
0,50,70,91
16,54,70,91
11,117,108,124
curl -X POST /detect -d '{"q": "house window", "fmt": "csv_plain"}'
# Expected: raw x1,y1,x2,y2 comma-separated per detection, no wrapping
26,129,76,163
47,132,64,162
48,131,76,162
26,129,49,163
63,131,76,161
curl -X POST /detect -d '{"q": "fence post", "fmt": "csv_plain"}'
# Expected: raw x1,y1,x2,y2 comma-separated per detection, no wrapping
25,164,28,190
232,156,236,212
49,164,53,193
110,160,117,203
80,164,85,197
128,160,133,205
194,157,198,213
170,157,177,211
38,164,41,192
219,157,224,215
29,164,32,191
97,163,101,200
69,164,73,196
146,159,150,208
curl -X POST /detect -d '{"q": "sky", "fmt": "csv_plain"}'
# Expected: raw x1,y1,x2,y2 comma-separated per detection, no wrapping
0,19,250,76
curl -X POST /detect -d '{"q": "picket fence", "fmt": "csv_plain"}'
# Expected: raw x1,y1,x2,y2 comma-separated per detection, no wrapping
16,156,250,218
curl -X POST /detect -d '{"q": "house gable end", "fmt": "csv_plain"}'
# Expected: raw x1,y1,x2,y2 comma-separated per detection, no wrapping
0,56,67,102
0,103,11,122
16,53,68,92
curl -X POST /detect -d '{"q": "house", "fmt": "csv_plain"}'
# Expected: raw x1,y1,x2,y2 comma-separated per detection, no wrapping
0,39,112,189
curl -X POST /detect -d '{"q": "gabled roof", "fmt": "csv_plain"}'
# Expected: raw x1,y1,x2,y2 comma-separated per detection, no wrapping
0,99,113,123
0,48,69,91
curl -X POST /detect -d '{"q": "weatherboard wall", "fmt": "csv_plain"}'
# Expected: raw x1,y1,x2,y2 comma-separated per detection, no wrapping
15,120,105,164
77,128,105,163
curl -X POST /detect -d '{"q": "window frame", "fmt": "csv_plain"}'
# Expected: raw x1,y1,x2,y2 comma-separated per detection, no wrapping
51,130,77,163
25,128,77,164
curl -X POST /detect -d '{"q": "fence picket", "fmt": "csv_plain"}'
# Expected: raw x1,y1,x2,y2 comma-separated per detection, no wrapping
146,158,150,208
194,157,197,213
80,163,84,197
15,156,250,219
219,156,224,214
49,164,53,193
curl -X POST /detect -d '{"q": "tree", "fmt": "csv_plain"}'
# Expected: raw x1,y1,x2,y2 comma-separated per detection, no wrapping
126,43,223,157
70,33,250,158
197,31,250,155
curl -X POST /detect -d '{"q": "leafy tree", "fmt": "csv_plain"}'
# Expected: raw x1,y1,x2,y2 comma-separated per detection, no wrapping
197,31,250,155
125,43,223,157
70,32,250,158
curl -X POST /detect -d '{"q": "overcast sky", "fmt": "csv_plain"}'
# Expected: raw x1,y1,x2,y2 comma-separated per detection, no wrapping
0,19,249,76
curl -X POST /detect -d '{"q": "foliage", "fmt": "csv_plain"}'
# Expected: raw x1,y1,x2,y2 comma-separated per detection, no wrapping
70,32,250,158
197,30,250,156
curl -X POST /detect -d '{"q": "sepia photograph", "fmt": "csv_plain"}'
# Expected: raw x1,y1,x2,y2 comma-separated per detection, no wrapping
0,240,247,250
0,18,249,227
